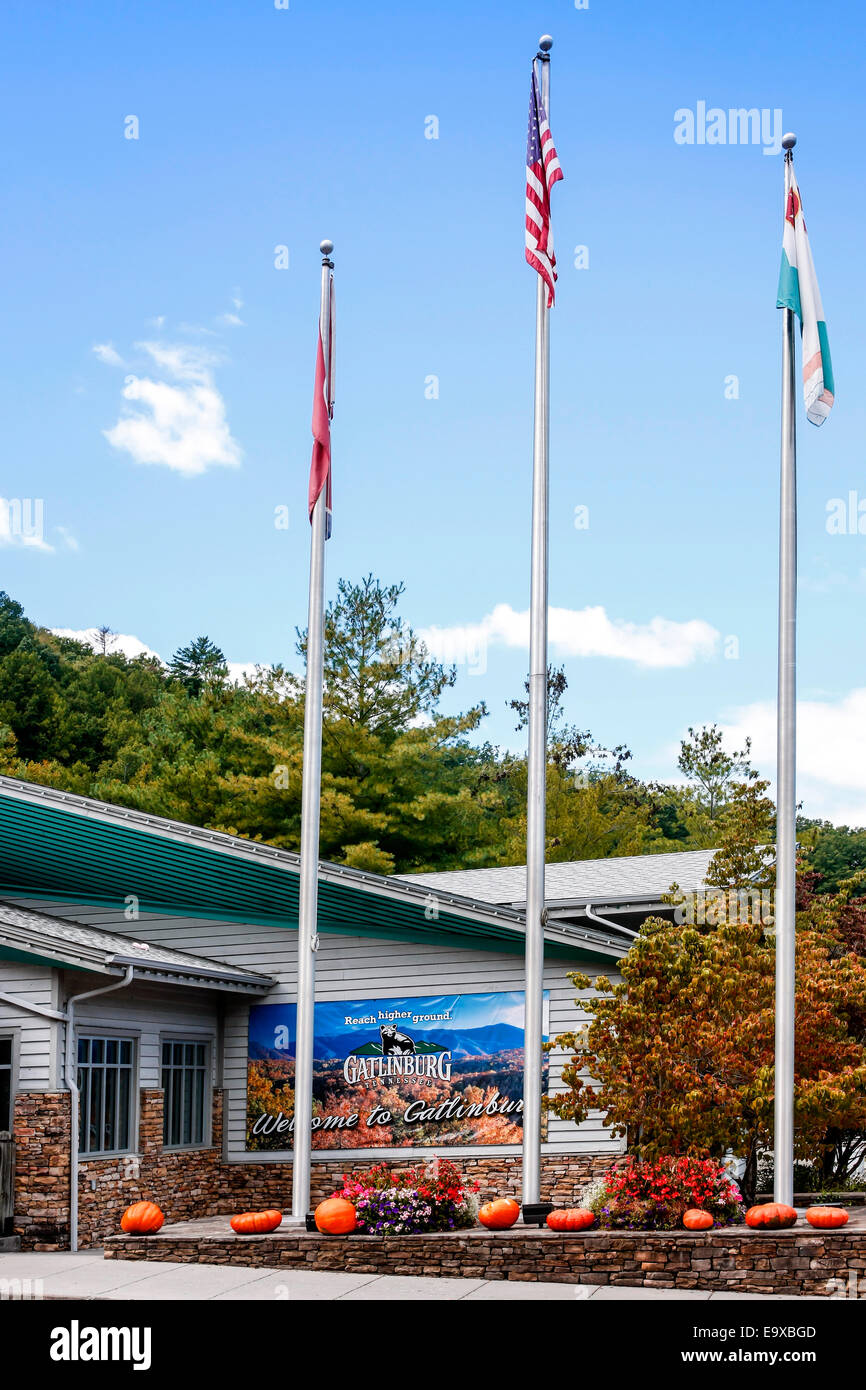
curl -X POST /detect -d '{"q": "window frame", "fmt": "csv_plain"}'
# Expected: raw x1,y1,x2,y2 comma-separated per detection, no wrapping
0,1032,16,1134
76,1031,138,1158
160,1036,213,1151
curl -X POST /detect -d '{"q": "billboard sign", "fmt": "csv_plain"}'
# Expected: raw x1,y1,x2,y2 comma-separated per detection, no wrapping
246,990,549,1151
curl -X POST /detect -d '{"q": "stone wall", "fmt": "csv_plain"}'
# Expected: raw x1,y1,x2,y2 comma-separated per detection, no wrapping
221,1149,613,1212
75,1090,227,1248
12,1092,71,1250
12,1086,615,1248
105,1222,866,1298
14,1089,229,1249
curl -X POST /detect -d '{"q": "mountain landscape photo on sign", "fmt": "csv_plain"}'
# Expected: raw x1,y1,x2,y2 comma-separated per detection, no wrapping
246,991,550,1151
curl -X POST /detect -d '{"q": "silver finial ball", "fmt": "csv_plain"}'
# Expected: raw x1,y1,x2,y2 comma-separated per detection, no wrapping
320,239,334,257
781,133,797,151
538,35,553,51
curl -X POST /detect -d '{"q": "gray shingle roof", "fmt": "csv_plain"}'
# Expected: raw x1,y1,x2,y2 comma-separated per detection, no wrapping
394,848,716,908
0,899,274,993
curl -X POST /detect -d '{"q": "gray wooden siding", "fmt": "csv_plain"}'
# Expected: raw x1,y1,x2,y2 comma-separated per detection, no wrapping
8,899,625,1162
71,982,219,1090
0,962,59,1090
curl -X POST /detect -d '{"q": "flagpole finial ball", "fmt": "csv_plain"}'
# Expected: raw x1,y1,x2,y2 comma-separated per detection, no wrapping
320,239,334,257
538,35,553,52
781,133,797,151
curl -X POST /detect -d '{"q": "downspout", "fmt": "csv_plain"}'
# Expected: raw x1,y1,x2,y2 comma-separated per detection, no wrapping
584,903,639,939
64,968,135,1252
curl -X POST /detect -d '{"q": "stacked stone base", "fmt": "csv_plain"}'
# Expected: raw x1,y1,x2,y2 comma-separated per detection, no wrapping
222,1151,613,1213
12,1087,614,1249
105,1220,866,1298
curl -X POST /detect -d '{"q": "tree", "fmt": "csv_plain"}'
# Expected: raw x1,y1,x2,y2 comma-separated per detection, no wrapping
547,769,866,1203
547,916,866,1202
298,575,455,735
169,636,228,696
502,665,689,862
805,824,866,894
677,724,753,822
0,591,34,657
95,625,116,656
702,771,776,894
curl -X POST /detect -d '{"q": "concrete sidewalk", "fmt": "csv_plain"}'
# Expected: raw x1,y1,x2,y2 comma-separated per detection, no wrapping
0,1251,823,1301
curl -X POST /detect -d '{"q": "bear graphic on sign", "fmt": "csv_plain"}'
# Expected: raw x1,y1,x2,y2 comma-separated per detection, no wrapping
379,1023,416,1056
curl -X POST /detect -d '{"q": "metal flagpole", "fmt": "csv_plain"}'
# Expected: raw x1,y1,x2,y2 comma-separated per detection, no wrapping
522,34,553,1214
774,134,797,1208
290,238,334,1225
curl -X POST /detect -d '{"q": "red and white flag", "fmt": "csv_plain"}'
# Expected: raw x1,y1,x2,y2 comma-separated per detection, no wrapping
308,273,335,536
525,64,563,306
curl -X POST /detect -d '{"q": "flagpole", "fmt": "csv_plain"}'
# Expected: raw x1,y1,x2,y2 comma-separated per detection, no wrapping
290,238,334,1225
522,33,553,1214
774,134,797,1207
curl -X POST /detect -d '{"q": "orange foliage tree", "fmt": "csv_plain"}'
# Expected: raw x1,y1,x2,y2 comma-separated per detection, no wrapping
547,780,866,1202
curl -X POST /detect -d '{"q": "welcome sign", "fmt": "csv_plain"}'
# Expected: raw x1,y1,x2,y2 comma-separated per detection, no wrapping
245,990,549,1151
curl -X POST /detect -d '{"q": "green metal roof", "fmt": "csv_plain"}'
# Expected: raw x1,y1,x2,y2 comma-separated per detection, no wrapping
0,777,622,963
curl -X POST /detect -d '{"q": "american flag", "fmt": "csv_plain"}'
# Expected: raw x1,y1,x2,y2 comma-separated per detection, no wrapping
525,64,563,306
308,273,335,537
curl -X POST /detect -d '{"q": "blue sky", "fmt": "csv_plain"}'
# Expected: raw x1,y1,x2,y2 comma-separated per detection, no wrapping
2,0,865,824
249,992,546,1051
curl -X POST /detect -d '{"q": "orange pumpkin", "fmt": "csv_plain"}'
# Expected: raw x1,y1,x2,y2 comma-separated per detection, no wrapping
683,1208,714,1231
230,1209,283,1235
546,1209,570,1232
745,1202,798,1230
805,1206,849,1230
120,1201,164,1234
564,1208,596,1231
478,1198,521,1230
314,1197,357,1235
546,1207,595,1232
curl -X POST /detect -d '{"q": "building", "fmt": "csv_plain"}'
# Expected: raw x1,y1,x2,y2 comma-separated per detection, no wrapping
0,774,715,1249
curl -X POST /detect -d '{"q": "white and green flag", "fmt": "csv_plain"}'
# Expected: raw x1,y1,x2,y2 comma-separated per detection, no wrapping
776,160,834,425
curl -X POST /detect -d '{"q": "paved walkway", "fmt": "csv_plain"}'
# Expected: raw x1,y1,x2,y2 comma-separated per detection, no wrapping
0,1251,822,1301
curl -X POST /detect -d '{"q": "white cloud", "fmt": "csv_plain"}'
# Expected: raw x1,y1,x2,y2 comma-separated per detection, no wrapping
51,628,164,662
218,312,245,327
225,660,262,684
102,340,242,476
92,342,124,366
720,688,866,826
54,526,79,552
421,602,719,670
50,629,264,685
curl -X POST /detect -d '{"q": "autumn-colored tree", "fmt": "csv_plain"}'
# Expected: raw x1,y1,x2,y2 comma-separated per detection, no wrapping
547,920,866,1202
548,778,866,1202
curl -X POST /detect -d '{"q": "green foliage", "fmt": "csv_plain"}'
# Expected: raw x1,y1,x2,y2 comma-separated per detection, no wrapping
1,586,862,892
677,724,753,822
805,823,866,894
169,636,229,696
547,778,866,1200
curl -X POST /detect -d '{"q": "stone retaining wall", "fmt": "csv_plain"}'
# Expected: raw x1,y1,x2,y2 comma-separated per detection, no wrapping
104,1221,866,1298
12,1086,614,1249
222,1150,613,1212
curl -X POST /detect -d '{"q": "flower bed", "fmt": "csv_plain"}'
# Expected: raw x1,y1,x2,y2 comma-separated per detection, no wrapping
580,1157,744,1231
333,1158,479,1235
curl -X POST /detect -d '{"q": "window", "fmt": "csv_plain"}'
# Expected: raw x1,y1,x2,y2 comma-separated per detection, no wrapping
0,1038,12,1132
77,1036,134,1155
161,1040,208,1148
